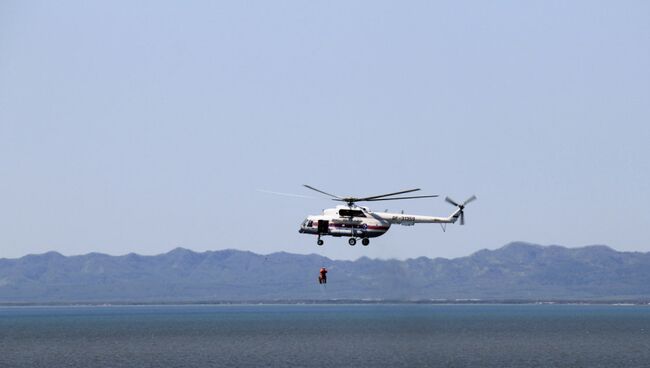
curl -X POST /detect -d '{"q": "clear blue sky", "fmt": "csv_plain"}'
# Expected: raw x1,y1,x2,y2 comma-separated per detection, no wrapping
1,1,649,260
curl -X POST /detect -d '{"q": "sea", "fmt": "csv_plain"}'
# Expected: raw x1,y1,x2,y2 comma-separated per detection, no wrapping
1,304,650,368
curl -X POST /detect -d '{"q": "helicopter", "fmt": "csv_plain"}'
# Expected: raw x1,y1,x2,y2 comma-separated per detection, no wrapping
298,185,476,246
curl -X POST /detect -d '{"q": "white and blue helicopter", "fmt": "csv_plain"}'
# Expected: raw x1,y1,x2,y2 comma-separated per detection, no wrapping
298,185,476,246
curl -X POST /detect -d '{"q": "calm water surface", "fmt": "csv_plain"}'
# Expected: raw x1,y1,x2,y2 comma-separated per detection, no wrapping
1,304,649,367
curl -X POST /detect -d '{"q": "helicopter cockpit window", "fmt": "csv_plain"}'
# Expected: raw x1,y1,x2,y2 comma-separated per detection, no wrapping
339,209,366,217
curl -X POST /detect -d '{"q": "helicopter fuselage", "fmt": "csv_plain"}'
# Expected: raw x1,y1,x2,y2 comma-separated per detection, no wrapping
298,204,462,245
295,185,475,246
299,206,391,239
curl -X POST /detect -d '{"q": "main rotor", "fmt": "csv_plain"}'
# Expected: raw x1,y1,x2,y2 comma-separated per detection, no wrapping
303,185,438,207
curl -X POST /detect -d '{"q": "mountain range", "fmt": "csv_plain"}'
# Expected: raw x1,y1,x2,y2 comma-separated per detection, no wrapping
2,242,650,303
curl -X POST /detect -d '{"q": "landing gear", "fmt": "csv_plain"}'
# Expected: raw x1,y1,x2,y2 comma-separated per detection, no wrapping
362,238,370,246
348,238,356,246
317,236,324,246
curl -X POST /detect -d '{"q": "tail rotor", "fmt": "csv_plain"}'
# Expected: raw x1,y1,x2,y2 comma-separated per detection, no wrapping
445,195,477,225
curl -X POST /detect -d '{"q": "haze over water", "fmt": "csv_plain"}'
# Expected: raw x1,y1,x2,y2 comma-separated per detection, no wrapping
1,304,649,368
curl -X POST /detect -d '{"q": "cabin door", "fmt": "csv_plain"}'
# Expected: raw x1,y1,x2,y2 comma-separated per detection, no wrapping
317,220,329,234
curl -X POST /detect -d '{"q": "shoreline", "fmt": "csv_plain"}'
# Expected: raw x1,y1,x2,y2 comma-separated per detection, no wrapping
2,299,650,307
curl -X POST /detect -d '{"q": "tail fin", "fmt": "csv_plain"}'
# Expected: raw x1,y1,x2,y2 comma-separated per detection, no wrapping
445,195,477,225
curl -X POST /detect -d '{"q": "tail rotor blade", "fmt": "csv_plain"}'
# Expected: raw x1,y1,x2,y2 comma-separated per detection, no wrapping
445,197,460,207
446,195,476,226
463,195,477,206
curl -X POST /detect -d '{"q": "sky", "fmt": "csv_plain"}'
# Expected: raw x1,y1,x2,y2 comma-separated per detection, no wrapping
1,1,649,260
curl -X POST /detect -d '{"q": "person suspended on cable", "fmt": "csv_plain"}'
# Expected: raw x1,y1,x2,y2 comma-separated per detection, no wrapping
318,267,328,284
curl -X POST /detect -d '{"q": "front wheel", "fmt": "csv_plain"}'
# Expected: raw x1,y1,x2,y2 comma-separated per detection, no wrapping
362,238,369,246
317,239,324,246
348,238,356,246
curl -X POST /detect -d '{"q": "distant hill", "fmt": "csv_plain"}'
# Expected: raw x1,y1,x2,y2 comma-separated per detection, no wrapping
2,242,650,303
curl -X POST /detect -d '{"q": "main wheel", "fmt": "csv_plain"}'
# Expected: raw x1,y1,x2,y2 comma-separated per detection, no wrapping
317,239,324,246
362,238,369,246
348,238,356,246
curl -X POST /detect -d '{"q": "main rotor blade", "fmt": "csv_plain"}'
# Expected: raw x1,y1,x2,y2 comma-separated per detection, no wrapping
257,189,317,199
445,197,460,207
303,185,343,200
364,195,439,202
463,195,477,206
359,188,421,201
